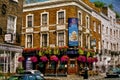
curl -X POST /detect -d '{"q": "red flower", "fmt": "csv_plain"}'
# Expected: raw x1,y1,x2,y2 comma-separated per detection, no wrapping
40,56,48,62
61,55,69,62
31,56,38,62
18,56,24,62
77,56,86,62
87,57,94,63
94,57,98,62
50,55,58,62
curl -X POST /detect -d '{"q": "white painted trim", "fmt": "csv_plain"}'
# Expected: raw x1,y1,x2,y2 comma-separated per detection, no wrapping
41,11,49,26
40,33,49,47
78,10,82,26
85,15,90,29
23,2,91,14
56,31,65,46
26,14,34,28
56,9,66,24
25,34,33,48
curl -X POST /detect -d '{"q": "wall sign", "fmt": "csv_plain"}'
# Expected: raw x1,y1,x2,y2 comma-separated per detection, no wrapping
1,4,7,15
68,18,78,47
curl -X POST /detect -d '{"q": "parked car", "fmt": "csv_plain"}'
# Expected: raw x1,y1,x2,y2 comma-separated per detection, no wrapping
106,67,120,78
8,74,45,80
24,70,44,77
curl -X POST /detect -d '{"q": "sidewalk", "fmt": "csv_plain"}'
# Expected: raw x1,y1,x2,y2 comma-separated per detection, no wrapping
45,74,105,80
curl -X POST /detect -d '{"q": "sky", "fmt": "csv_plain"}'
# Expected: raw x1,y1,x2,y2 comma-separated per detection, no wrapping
90,0,120,14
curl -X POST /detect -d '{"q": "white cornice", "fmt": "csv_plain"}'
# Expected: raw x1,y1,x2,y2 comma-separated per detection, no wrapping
23,2,92,14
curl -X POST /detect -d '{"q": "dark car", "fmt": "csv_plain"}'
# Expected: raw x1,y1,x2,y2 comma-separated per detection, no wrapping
106,67,120,78
8,74,45,80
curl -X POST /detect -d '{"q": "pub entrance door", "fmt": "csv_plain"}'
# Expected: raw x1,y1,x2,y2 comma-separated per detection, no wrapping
68,58,78,74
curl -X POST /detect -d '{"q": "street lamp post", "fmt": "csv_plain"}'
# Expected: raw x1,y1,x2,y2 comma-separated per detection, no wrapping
83,47,88,79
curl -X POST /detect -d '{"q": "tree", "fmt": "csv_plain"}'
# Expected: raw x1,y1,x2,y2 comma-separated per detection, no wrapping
94,1,105,8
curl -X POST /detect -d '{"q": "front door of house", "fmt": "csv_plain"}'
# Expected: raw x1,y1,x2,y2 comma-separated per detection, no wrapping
68,59,77,74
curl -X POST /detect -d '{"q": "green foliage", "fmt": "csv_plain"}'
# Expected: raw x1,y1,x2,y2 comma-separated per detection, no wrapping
116,12,120,18
94,1,105,8
108,4,113,10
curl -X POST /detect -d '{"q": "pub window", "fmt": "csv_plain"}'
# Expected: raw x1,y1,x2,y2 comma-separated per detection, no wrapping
78,11,82,25
93,21,96,32
58,32,64,46
27,34,33,48
26,14,33,27
41,13,48,26
57,11,65,25
86,15,90,28
42,34,47,47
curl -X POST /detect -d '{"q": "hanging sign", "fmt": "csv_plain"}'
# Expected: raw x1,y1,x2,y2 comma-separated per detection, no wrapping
68,18,78,47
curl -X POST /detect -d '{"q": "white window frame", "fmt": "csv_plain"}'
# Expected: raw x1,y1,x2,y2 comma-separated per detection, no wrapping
78,11,82,26
11,0,18,2
78,33,83,47
98,24,101,34
7,15,17,43
57,32,64,47
85,15,90,29
25,34,33,48
93,21,96,32
57,9,66,25
40,33,49,47
26,14,34,27
41,12,49,26
57,31,66,46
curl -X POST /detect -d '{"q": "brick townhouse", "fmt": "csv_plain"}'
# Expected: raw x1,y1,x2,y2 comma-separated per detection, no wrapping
22,0,101,75
0,0,23,73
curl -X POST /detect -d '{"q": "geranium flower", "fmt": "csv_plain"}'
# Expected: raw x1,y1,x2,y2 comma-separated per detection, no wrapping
77,56,86,62
18,56,24,62
61,55,69,62
87,57,94,63
40,56,48,62
50,55,58,62
31,56,38,62
94,57,98,62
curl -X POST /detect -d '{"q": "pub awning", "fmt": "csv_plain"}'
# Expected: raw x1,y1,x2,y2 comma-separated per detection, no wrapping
0,43,23,53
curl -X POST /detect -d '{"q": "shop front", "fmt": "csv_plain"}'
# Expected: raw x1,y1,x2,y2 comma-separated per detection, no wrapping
21,47,97,75
0,43,23,73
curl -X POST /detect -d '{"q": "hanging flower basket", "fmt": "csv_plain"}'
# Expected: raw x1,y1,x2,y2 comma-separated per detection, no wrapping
87,57,94,63
40,56,48,62
94,57,98,63
18,56,25,62
31,56,38,62
61,55,69,62
50,55,58,62
77,56,86,62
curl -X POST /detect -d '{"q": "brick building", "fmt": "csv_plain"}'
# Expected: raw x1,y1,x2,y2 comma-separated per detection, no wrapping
22,0,101,75
0,0,23,73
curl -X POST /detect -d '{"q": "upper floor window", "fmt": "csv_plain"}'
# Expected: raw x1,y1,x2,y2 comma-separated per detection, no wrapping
98,24,101,34
110,29,112,36
26,14,33,27
58,32,64,46
106,27,108,34
42,34,48,47
57,10,65,25
41,12,48,26
26,34,33,48
86,15,90,28
7,15,17,43
78,11,82,25
7,15,16,33
93,21,96,32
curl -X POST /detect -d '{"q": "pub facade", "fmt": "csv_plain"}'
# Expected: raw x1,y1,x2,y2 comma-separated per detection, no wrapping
22,0,101,75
